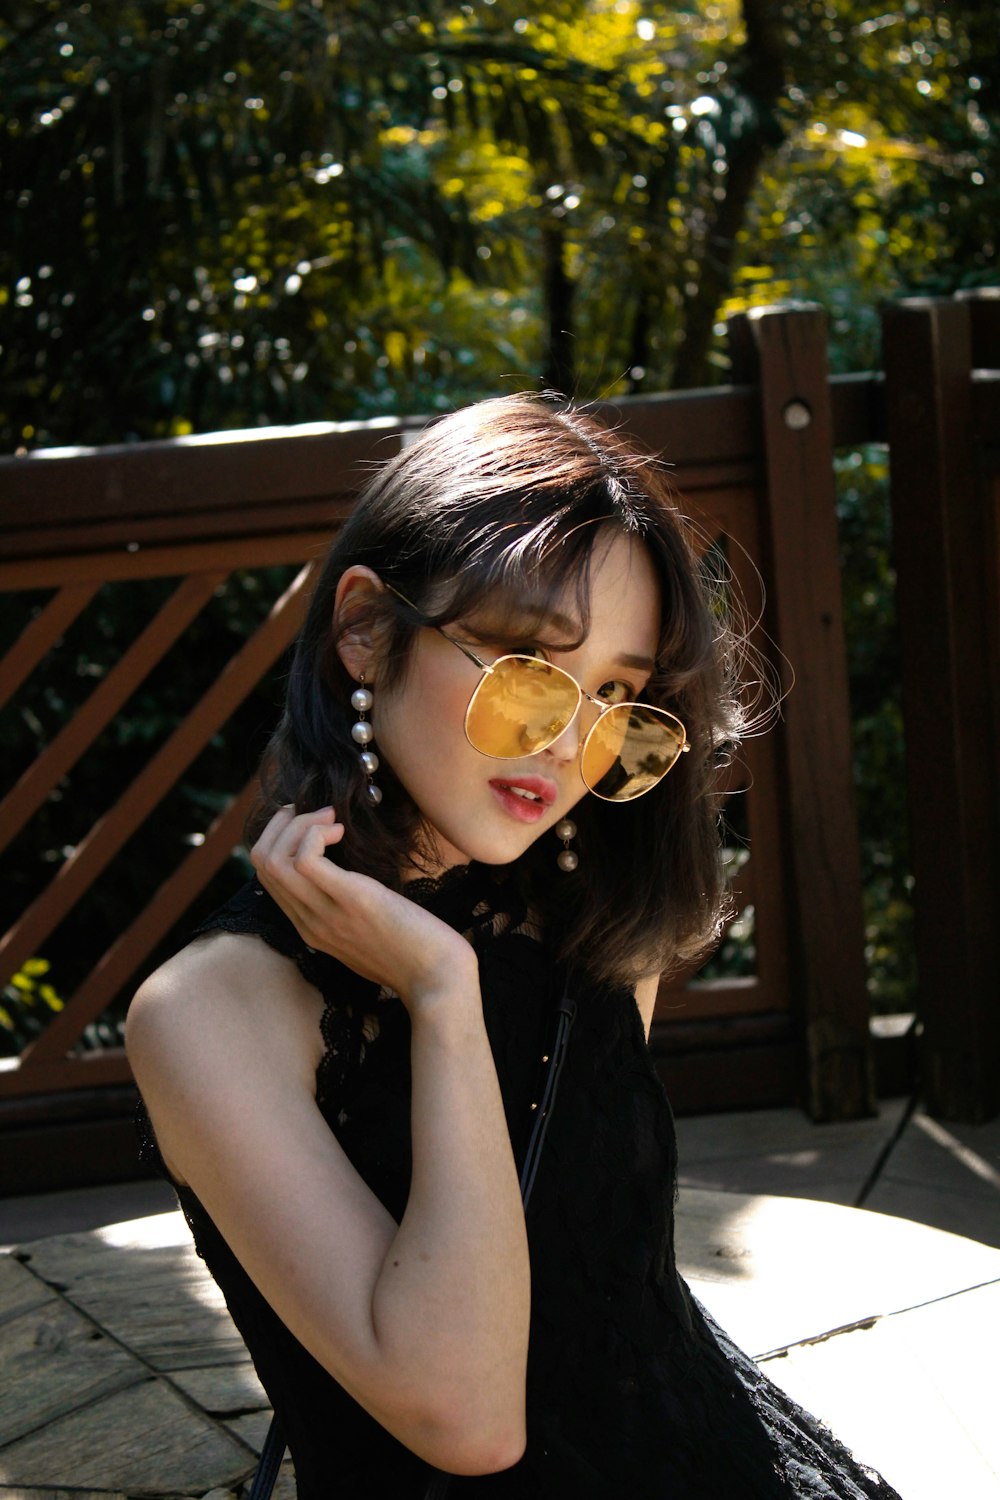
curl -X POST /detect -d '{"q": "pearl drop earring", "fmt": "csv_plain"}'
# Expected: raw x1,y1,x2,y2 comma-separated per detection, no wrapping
556,818,578,872
350,676,382,806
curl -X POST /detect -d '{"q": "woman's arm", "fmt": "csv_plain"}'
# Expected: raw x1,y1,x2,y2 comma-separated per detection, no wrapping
127,813,530,1475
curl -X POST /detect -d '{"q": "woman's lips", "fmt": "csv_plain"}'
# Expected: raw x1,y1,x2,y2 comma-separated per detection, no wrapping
488,775,558,823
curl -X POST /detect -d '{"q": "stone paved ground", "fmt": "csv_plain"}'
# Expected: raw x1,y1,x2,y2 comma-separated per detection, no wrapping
674,1100,1000,1248
3,1100,999,1499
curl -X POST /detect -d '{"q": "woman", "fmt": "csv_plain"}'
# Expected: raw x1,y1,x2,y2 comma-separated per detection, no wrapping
128,396,901,1498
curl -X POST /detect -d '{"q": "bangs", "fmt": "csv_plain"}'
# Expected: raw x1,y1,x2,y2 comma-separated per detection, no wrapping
399,509,608,653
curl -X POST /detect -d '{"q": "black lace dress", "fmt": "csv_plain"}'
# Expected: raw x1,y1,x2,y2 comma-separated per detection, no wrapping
138,864,903,1500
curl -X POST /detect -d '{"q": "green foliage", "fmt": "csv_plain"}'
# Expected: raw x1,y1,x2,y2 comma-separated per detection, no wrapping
726,4,999,372
1,955,132,1053
1,958,64,1057
2,0,996,447
836,448,915,1012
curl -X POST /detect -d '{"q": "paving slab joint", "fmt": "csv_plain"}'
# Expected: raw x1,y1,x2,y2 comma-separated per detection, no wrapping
4,1246,261,1466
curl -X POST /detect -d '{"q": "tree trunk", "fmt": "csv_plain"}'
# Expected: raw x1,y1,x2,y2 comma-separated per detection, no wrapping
541,221,576,396
671,0,786,389
627,281,653,394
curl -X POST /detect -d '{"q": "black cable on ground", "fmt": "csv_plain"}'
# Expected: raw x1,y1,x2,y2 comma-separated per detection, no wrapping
854,1016,922,1209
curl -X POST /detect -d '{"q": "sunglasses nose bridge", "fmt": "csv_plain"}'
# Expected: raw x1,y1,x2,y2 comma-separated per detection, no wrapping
532,675,610,764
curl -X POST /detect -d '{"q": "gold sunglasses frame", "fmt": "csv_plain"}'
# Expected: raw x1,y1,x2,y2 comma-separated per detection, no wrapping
382,581,691,802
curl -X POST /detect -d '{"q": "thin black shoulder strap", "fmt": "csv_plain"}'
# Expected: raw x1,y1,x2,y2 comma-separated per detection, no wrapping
246,1410,287,1500
519,979,577,1207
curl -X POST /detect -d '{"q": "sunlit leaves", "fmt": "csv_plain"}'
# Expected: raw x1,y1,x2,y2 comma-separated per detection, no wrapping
0,0,996,442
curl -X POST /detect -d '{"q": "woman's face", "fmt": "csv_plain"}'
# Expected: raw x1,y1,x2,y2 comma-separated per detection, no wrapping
372,531,662,874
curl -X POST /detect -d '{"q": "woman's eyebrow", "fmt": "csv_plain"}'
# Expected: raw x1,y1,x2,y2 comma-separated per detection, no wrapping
537,611,656,672
616,651,656,672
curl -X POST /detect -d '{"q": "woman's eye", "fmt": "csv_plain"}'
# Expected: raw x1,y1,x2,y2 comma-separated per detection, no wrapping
596,679,633,705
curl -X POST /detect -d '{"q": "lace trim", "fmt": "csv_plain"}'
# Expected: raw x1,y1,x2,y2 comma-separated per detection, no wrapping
405,860,540,948
134,1096,163,1173
402,859,477,904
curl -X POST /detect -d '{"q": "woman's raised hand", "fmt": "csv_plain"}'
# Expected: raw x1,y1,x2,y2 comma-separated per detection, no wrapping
249,805,478,1010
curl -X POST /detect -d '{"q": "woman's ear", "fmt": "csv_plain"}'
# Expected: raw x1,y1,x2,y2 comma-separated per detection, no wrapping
333,566,387,682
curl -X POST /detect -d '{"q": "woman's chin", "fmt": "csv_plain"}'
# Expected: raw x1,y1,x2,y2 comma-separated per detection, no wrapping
418,817,545,872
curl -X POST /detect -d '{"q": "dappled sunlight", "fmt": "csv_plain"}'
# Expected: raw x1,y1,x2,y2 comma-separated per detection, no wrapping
678,1187,1000,1363
95,1209,191,1251
675,1184,765,1286
32,414,402,461
22,1211,238,1335
913,1115,1000,1192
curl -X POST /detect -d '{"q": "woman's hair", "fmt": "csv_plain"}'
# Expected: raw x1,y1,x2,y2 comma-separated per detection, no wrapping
251,394,748,986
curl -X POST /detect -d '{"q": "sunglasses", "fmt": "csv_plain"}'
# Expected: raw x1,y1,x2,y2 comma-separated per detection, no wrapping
384,583,690,802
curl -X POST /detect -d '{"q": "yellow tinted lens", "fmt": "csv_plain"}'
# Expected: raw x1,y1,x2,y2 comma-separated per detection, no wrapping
465,656,580,758
581,705,685,801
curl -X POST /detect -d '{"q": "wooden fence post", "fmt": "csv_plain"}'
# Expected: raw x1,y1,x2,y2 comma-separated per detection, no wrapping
728,303,874,1121
882,294,1000,1123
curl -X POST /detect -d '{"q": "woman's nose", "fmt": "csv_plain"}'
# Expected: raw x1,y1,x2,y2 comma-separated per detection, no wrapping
541,706,583,765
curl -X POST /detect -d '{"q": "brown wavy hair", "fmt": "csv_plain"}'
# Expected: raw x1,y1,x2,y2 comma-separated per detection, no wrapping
250,394,747,986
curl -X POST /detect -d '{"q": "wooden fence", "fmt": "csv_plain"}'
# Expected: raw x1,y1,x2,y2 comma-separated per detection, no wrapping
883,294,1000,1123
1,297,997,1192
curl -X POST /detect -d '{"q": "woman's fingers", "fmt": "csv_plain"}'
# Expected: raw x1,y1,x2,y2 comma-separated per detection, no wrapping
251,808,344,933
249,803,299,866
253,813,379,968
251,809,373,953
252,804,333,869
293,818,345,874
268,805,331,868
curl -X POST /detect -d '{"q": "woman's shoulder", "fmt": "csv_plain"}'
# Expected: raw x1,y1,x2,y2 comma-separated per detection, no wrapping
127,913,330,1106
134,918,326,1014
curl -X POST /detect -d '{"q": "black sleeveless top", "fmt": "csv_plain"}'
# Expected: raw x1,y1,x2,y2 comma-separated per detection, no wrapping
138,866,902,1500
